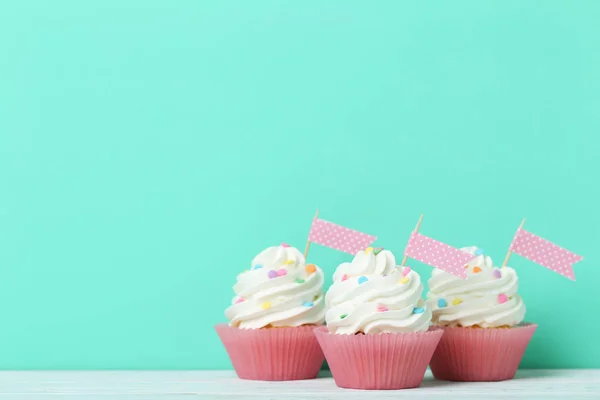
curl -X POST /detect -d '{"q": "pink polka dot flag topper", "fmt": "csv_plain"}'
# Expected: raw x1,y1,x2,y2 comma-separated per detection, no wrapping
404,232,476,279
308,218,377,255
509,228,583,281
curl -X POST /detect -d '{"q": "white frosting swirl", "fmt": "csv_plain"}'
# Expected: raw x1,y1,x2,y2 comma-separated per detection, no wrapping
325,249,431,334
225,245,325,329
426,246,526,328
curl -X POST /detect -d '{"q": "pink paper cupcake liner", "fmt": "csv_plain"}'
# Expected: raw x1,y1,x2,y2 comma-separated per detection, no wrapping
314,326,444,390
429,322,537,382
215,324,324,381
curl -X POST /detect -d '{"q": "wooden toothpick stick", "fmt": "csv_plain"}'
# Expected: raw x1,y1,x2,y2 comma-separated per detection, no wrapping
502,218,526,267
304,209,319,260
401,214,424,266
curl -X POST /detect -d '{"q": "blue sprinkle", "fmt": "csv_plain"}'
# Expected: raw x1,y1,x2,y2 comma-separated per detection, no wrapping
252,264,263,270
413,307,425,314
474,248,484,256
303,301,314,307
437,298,447,308
357,276,368,284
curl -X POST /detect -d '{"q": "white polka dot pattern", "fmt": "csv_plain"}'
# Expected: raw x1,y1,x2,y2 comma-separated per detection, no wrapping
308,218,376,255
510,228,583,281
404,232,475,279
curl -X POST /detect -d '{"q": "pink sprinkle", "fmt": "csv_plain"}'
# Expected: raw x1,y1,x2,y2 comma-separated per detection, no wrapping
235,297,245,304
277,268,287,276
280,243,290,248
493,269,502,279
377,305,389,312
341,274,348,282
402,267,411,276
498,293,508,304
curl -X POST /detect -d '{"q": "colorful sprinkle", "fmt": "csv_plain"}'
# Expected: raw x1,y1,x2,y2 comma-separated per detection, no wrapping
437,298,447,308
276,268,287,276
358,276,368,284
413,307,425,314
463,264,469,269
365,247,374,254
281,243,290,248
473,266,482,273
402,267,411,276
261,302,271,310
377,305,389,312
303,301,314,307
235,297,245,304
267,270,278,279
252,264,263,270
493,269,502,279
498,293,508,304
306,264,317,274
284,260,294,265
373,247,384,255
341,274,348,282
340,313,348,319
295,278,305,284
452,298,463,306
399,277,409,285
474,248,485,255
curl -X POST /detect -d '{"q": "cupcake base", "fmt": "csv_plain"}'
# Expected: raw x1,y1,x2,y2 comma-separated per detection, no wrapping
314,326,444,390
429,323,537,382
215,324,324,381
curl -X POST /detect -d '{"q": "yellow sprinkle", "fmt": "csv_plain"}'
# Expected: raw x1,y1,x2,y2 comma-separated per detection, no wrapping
261,302,272,310
399,277,409,284
284,260,294,265
452,298,463,306
365,247,373,254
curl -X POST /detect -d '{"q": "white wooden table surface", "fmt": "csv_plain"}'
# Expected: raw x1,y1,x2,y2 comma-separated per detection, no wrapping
0,370,598,399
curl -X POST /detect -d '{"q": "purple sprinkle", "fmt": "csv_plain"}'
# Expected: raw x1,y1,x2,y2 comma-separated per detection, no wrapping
268,270,278,279
493,269,502,279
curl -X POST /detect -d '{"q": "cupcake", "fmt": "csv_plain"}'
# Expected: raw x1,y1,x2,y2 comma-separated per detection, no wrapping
426,246,537,381
215,244,326,381
314,248,443,390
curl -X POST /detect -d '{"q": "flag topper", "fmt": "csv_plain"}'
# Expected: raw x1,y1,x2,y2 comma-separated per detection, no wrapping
502,219,583,281
402,215,476,279
304,209,377,260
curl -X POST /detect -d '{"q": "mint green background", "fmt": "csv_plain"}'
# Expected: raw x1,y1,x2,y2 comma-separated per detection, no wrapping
1,1,599,369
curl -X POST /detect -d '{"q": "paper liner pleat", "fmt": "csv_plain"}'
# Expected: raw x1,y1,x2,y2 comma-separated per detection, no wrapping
429,323,537,382
214,324,324,381
314,326,444,390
